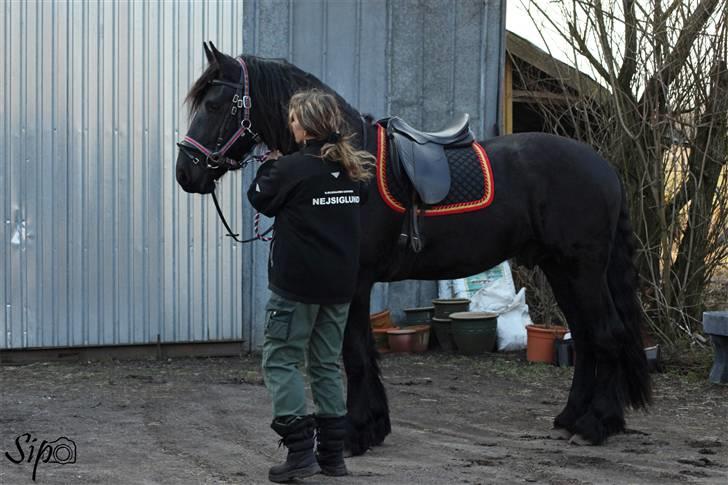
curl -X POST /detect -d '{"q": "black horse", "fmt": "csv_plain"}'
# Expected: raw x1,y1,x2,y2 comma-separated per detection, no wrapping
176,43,651,454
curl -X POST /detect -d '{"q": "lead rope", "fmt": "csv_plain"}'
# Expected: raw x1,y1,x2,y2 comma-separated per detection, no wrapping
212,148,274,244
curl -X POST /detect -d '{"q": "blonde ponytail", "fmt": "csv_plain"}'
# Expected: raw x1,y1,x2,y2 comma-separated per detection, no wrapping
289,89,375,182
320,135,374,182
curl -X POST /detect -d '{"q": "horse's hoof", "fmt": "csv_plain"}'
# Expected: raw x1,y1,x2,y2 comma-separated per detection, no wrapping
568,434,596,446
548,427,573,440
345,412,391,456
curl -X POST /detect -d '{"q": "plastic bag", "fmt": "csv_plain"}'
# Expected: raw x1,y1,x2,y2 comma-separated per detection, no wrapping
439,261,532,351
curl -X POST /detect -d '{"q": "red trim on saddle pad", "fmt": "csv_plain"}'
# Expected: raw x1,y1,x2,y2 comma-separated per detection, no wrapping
375,124,494,216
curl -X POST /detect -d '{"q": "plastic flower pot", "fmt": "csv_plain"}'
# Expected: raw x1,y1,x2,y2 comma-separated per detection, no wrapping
449,311,498,355
402,306,435,327
526,325,568,363
372,327,392,352
387,328,417,353
431,317,457,351
408,324,431,352
554,338,574,367
644,345,662,373
432,298,471,319
370,309,393,329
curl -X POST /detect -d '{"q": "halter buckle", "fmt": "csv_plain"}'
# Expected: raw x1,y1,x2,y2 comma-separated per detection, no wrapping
207,152,222,170
242,96,252,109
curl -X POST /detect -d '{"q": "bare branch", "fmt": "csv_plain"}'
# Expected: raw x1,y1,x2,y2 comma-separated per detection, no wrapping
640,0,722,105
617,0,638,90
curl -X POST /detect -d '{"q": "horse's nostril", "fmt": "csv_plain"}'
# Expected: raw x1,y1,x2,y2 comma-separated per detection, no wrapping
177,168,188,187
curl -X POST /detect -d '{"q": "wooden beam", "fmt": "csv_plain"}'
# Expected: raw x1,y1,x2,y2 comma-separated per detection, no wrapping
505,56,513,134
512,90,580,103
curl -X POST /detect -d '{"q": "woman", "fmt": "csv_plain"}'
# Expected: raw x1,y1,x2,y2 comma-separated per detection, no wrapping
247,88,374,483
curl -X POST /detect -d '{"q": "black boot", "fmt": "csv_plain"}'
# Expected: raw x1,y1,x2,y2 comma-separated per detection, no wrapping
315,415,348,476
269,415,321,483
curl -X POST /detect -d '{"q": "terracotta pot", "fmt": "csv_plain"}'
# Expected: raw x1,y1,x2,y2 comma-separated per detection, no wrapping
449,311,498,355
387,328,417,352
526,325,568,363
408,324,431,352
370,309,393,329
432,299,471,319
372,327,392,352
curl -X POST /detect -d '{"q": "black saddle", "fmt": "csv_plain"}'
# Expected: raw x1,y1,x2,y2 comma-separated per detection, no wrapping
379,114,474,252
384,114,473,205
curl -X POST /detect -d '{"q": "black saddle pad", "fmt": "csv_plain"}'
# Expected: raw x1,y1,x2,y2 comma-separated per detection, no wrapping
375,124,494,216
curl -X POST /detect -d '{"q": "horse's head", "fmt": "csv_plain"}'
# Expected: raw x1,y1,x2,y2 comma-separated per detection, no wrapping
176,42,263,194
176,45,364,194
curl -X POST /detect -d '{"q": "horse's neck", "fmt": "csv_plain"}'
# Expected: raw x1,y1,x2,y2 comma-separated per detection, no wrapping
362,122,378,153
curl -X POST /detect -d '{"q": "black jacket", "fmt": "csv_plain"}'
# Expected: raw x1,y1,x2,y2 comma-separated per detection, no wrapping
247,141,367,304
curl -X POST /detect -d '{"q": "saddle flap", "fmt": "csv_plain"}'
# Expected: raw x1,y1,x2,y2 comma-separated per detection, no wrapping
392,133,451,205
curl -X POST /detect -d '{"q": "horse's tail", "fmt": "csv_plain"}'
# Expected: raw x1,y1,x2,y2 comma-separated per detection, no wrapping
607,181,652,409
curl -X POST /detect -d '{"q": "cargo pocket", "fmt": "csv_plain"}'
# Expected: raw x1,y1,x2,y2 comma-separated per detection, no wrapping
265,309,293,341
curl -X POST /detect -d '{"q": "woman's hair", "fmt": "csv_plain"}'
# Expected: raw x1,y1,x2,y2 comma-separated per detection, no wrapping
288,89,374,182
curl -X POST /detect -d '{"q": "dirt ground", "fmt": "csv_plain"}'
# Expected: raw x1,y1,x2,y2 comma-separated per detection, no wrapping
1,351,726,485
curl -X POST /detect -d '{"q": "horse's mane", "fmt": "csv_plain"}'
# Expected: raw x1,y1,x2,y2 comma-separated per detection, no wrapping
185,54,369,154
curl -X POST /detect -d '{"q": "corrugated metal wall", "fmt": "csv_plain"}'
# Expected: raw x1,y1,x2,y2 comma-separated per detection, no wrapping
1,0,504,351
1,1,246,350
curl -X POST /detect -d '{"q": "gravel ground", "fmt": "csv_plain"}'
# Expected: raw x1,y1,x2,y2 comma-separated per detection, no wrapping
1,351,726,485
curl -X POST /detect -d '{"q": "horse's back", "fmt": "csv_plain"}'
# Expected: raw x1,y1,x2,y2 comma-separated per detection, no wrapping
485,132,617,180
483,132,621,203
482,132,623,254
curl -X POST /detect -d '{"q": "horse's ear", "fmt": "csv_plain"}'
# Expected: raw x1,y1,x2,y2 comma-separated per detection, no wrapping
203,41,216,65
208,41,224,59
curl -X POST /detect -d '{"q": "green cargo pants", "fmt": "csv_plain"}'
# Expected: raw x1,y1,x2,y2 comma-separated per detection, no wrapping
262,291,350,418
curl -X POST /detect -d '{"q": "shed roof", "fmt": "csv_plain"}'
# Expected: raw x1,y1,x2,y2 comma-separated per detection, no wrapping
506,31,609,102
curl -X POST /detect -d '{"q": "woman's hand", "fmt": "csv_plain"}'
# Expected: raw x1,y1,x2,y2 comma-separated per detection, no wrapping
265,150,283,161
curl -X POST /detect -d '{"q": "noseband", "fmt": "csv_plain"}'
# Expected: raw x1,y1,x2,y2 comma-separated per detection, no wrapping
177,57,262,171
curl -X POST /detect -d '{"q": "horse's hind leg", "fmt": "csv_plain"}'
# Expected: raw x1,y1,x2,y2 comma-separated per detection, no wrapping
341,274,391,455
542,259,627,444
541,261,594,437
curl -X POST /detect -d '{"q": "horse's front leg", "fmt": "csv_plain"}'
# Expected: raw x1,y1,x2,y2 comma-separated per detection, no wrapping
342,273,391,456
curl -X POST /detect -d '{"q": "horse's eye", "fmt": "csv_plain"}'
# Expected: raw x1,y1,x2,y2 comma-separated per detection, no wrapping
205,101,221,112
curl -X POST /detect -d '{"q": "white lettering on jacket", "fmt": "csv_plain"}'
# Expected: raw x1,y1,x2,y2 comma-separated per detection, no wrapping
312,195,360,206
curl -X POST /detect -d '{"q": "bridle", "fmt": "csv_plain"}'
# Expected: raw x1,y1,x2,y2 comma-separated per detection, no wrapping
177,56,272,243
177,57,262,171
176,56,372,245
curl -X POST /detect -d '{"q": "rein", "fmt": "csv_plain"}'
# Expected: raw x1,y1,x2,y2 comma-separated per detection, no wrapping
211,147,275,244
212,191,273,243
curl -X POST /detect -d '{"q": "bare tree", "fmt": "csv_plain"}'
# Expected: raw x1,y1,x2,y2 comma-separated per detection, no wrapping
515,0,727,343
